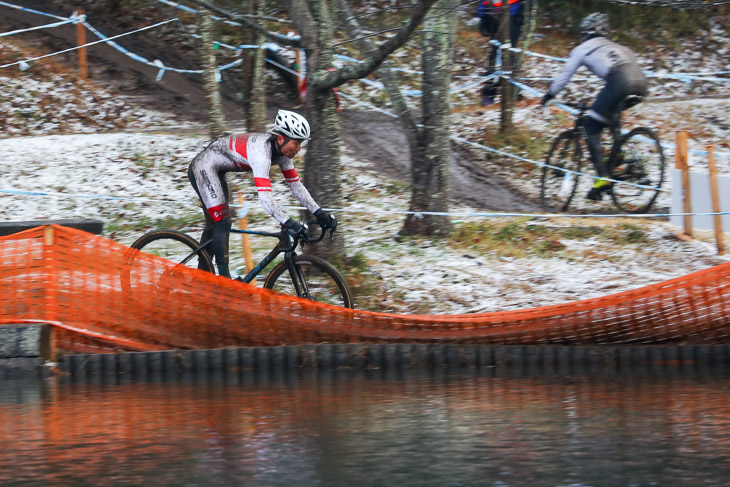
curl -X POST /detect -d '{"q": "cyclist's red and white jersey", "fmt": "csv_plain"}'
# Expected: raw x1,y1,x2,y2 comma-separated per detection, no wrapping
189,132,319,223
548,37,640,95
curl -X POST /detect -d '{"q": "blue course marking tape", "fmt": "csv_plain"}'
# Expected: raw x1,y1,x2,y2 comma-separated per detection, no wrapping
0,18,179,69
0,19,75,38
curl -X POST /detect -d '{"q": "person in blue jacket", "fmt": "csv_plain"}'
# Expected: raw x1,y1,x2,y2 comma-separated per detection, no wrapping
476,0,529,105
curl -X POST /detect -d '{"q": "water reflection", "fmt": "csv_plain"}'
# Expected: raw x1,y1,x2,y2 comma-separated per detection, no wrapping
1,369,729,486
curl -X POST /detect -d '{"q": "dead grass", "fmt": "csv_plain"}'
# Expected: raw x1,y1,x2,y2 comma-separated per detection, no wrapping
449,217,654,260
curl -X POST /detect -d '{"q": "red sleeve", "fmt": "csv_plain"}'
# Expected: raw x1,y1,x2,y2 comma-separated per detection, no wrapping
254,177,272,192
281,168,300,184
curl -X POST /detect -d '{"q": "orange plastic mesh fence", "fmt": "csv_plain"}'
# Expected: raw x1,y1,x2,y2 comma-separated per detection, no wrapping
1,225,729,353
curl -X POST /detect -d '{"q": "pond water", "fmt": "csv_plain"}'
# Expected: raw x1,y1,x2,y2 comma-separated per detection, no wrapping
1,368,729,486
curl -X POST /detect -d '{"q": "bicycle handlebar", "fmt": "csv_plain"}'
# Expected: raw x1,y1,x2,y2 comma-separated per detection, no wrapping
276,220,336,253
545,99,590,112
302,220,335,243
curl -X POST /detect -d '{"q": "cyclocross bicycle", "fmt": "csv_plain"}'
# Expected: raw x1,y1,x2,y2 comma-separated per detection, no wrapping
122,223,354,308
541,96,666,214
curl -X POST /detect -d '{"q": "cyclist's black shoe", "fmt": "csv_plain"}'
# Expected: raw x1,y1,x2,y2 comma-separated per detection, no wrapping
586,180,613,201
586,187,604,201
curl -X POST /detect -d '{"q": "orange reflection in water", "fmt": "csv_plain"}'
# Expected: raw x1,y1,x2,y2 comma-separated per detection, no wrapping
1,372,729,485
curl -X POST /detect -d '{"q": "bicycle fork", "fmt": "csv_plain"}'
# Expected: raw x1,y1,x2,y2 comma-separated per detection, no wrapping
284,251,312,300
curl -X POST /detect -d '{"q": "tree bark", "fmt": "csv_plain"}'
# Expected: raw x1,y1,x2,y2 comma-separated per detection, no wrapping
400,0,455,236
499,3,513,133
199,11,226,139
300,0,344,259
241,0,267,132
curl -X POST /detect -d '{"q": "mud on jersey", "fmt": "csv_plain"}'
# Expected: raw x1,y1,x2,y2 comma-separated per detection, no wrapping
189,132,319,223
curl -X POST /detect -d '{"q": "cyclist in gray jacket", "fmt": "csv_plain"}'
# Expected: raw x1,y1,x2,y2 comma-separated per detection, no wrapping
541,13,647,201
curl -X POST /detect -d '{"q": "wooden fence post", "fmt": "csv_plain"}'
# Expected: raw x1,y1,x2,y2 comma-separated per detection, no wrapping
237,193,255,273
43,225,58,362
675,131,692,236
75,10,87,81
707,145,725,255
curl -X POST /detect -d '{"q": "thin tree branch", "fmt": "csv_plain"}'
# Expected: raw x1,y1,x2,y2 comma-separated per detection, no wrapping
337,0,419,144
331,26,405,47
237,13,292,24
346,5,417,21
318,0,439,89
187,0,301,47
597,0,730,8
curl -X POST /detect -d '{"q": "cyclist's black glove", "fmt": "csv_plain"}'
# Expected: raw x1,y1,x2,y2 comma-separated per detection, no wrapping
541,92,555,106
314,208,337,232
284,218,308,240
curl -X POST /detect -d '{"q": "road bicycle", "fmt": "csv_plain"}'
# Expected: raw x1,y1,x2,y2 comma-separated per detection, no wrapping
122,222,354,308
540,96,666,214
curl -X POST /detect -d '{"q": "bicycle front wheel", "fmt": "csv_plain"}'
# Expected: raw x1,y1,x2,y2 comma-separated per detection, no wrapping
263,255,354,309
121,229,214,298
541,131,584,212
610,127,666,214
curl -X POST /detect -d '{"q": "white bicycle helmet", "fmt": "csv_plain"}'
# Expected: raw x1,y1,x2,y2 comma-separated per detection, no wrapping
272,109,311,140
580,13,609,42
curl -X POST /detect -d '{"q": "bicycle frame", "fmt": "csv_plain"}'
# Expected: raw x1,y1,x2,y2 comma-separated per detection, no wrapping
230,228,296,284
542,97,664,214
575,105,658,186
180,225,329,299
563,101,628,174
183,229,295,284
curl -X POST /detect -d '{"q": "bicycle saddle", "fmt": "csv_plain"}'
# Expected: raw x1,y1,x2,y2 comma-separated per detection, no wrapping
622,95,643,110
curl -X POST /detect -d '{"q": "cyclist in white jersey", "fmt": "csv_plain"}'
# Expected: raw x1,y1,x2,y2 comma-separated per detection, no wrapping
188,109,336,278
541,13,648,201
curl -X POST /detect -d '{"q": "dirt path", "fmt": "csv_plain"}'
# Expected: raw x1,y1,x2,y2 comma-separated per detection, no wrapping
341,110,539,211
1,3,538,212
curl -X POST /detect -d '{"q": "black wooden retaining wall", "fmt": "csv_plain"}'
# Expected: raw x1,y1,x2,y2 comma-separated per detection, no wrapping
60,343,730,380
0,219,103,237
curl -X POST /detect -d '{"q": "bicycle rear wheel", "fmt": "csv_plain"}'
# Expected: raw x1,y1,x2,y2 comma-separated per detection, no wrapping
541,131,584,212
609,127,665,214
121,229,214,297
263,255,354,308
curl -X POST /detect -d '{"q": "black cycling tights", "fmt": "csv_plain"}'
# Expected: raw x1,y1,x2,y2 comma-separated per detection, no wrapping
202,217,232,278
188,165,232,278
581,116,608,178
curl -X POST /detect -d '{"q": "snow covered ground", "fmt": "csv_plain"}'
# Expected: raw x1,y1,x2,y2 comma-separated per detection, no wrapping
2,13,730,315
2,127,729,315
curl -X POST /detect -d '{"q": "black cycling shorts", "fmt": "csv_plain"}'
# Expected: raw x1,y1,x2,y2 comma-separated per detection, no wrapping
592,63,648,123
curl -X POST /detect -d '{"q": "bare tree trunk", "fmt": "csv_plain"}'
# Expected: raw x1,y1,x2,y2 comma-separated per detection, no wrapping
301,0,344,259
499,4,513,133
241,0,267,132
401,0,455,236
199,11,226,139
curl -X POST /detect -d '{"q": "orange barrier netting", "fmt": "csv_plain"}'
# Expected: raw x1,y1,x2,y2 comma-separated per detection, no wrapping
1,225,729,354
